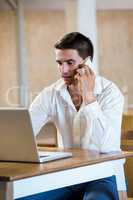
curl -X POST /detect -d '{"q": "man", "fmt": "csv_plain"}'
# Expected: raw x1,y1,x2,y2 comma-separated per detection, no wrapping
23,32,125,199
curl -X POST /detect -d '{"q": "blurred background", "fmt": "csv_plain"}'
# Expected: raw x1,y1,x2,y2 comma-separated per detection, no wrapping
0,0,132,109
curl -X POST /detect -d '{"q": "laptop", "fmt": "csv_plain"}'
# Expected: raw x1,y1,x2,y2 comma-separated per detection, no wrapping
0,108,72,163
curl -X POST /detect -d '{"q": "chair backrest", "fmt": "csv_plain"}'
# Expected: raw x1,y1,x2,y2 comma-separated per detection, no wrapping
121,113,133,197
121,113,133,151
122,114,133,131
36,122,57,147
121,130,133,151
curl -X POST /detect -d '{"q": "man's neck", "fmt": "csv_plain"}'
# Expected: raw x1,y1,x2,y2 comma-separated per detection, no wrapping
67,84,82,111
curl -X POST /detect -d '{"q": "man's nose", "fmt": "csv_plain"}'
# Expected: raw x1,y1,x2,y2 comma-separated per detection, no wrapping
61,63,70,73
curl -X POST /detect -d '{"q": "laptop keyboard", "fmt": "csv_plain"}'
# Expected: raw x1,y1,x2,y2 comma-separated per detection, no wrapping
38,151,51,158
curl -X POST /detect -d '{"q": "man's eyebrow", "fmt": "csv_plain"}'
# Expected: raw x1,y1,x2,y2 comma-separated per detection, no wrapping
66,59,75,62
56,59,75,62
56,60,61,63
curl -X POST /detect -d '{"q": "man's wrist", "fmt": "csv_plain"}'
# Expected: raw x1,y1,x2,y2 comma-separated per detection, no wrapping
84,94,96,105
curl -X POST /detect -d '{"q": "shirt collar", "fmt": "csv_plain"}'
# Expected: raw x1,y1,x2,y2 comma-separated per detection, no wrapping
55,76,102,107
55,79,75,109
93,76,102,96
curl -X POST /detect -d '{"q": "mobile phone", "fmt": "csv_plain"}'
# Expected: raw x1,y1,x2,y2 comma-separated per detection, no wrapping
73,57,94,81
79,57,95,74
85,57,93,69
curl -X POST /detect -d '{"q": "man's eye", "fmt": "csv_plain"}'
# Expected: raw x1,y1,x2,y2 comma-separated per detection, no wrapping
67,61,74,65
57,61,62,65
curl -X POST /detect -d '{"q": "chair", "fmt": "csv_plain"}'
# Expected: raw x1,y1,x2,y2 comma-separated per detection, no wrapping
121,113,133,198
36,122,57,147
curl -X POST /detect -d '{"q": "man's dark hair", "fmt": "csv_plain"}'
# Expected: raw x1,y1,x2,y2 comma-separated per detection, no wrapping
54,32,94,61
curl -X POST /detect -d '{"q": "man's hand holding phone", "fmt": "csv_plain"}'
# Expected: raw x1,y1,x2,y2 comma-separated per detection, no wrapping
74,61,96,105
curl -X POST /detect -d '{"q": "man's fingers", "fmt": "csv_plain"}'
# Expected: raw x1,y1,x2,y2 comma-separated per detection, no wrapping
76,67,86,76
74,73,80,80
88,67,95,76
79,68,86,76
83,66,95,78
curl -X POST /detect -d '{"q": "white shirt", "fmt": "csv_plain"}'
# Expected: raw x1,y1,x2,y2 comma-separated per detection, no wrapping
29,75,124,152
29,75,126,190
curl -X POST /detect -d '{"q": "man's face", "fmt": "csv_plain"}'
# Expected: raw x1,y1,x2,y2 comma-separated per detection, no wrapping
55,49,83,85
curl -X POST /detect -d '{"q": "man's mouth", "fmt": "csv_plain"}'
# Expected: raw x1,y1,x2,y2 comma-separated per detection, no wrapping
62,75,73,79
62,75,75,85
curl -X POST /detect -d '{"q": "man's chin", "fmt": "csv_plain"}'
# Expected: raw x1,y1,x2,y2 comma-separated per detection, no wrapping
62,77,75,85
64,80,72,85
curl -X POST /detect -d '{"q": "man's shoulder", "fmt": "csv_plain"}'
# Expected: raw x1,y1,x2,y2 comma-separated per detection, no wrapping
96,75,123,99
41,79,64,94
96,75,115,88
30,79,64,105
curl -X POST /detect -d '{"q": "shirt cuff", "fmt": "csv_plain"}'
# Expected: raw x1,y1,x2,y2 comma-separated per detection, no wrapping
81,101,102,119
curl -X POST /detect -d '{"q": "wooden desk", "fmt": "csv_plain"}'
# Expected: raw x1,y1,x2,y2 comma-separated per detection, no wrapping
0,148,133,200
